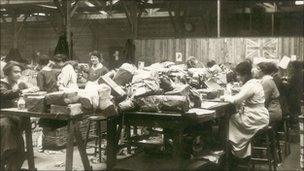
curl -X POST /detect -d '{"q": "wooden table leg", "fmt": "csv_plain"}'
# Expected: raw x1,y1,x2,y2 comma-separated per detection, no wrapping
106,117,118,170
116,119,123,145
74,121,92,171
24,117,36,171
224,118,230,171
125,124,131,154
172,129,185,170
163,129,172,152
221,108,233,171
65,120,75,171
133,126,138,135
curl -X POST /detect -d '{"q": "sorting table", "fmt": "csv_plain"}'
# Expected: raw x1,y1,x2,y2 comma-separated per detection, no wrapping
0,108,92,171
107,101,236,170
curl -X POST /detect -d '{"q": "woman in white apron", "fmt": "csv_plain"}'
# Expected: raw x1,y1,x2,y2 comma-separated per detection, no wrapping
223,61,269,166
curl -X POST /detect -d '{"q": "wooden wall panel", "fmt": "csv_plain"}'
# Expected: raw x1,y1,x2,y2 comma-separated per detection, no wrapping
0,25,13,55
135,37,304,65
72,26,94,62
0,21,95,62
1,19,303,67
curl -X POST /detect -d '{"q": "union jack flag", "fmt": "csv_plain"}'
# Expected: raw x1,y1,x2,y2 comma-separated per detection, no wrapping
245,38,278,59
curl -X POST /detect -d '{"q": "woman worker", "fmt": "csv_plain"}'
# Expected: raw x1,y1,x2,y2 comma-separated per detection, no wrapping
0,61,33,170
56,54,79,92
36,55,60,93
256,62,282,124
222,61,269,167
37,55,68,130
88,50,109,82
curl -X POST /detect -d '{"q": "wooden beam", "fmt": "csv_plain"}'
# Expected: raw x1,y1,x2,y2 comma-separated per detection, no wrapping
91,0,105,7
17,14,29,34
130,1,138,38
65,3,166,14
35,4,57,9
70,0,81,17
0,12,171,23
0,0,52,5
137,0,148,20
1,8,56,15
122,0,139,38
122,0,132,28
54,0,65,17
167,2,177,37
174,2,183,37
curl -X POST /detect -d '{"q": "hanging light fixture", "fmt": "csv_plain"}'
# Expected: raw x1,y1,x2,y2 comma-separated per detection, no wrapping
295,0,304,5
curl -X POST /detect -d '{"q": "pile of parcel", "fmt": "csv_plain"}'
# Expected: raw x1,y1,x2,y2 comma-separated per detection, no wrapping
24,61,235,117
113,61,235,113
22,61,235,147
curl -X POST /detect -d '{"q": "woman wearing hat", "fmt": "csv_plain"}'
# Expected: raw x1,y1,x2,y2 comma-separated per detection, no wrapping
0,61,33,170
222,61,269,167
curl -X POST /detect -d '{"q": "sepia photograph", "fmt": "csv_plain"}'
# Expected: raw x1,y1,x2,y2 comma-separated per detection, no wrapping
0,0,303,170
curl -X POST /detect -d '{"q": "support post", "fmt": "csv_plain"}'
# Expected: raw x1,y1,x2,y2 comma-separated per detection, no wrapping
271,13,274,36
271,3,277,36
130,2,138,39
64,0,72,59
122,0,138,39
167,2,178,37
249,12,252,32
217,0,221,38
12,13,18,49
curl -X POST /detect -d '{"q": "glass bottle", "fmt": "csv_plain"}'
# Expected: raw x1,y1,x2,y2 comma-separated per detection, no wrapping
17,95,26,110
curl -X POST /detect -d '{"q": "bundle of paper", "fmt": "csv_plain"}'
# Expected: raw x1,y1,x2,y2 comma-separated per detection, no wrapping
25,95,46,112
187,108,215,116
50,103,83,116
23,91,47,97
201,101,225,109
204,79,222,90
99,75,127,100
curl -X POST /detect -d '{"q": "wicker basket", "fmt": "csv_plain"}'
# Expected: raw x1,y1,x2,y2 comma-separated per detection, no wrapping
42,118,106,148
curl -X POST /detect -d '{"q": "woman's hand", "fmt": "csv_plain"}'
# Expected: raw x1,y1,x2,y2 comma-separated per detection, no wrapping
219,95,226,101
21,86,39,94
220,95,234,103
12,84,20,92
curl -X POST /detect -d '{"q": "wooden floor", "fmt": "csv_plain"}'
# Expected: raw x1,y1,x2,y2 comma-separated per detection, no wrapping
22,142,301,171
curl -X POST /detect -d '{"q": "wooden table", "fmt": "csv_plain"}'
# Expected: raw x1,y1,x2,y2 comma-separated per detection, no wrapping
107,101,236,170
0,108,92,171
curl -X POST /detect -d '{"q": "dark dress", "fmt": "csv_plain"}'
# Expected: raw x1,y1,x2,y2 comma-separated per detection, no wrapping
286,61,303,126
36,69,60,93
272,72,289,116
36,69,67,129
88,66,109,82
0,80,25,163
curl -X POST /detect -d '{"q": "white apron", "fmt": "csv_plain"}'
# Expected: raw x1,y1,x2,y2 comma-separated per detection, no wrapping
226,79,269,158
